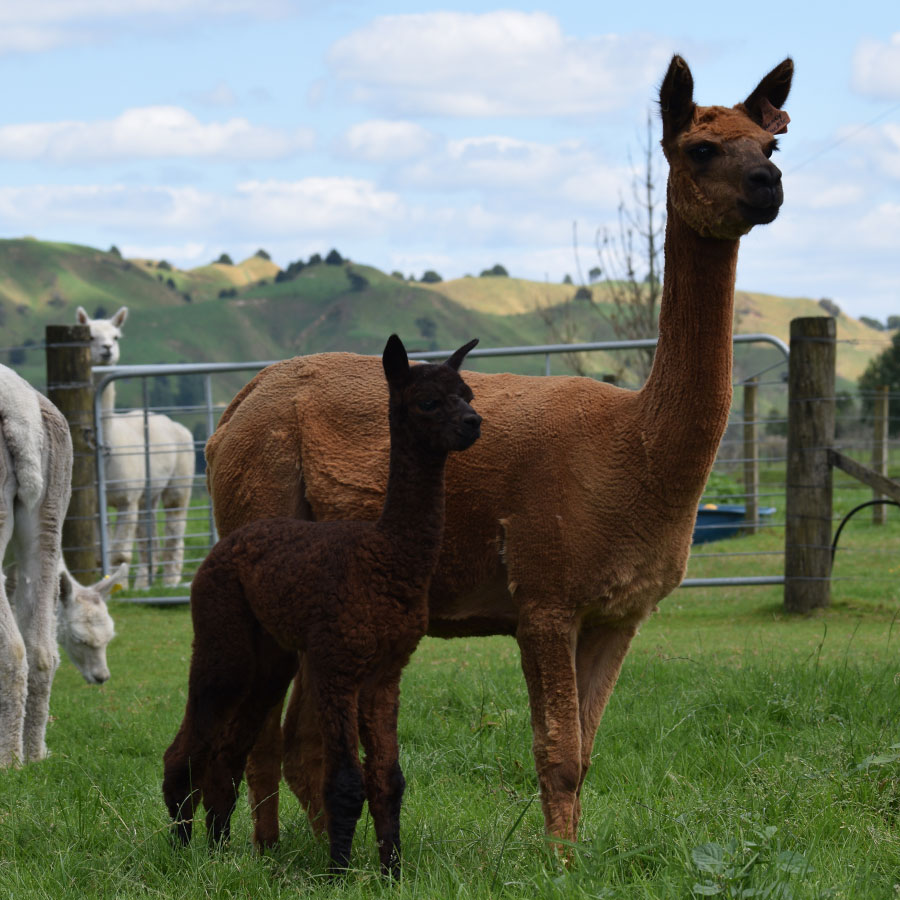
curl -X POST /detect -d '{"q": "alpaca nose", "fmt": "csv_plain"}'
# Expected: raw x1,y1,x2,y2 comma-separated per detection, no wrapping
744,163,781,193
744,163,782,204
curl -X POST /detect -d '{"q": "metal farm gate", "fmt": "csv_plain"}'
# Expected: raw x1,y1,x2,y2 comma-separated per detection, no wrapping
67,333,790,604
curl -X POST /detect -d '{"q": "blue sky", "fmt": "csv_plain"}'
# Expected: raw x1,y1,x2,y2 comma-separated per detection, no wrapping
1,1,899,320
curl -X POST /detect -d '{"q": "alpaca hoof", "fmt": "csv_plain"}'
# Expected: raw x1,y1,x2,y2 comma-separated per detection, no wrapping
170,818,193,846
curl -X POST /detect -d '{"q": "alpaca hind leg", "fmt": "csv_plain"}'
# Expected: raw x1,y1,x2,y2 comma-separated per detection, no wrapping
201,644,297,846
281,654,327,833
133,501,160,590
0,584,27,766
359,676,406,878
11,517,61,763
572,622,637,833
162,719,204,844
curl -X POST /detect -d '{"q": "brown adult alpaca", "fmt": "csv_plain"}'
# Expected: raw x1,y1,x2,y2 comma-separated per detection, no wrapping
162,335,481,876
205,54,793,846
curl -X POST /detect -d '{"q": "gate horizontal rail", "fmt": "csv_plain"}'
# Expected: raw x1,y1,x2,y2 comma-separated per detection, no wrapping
91,333,789,602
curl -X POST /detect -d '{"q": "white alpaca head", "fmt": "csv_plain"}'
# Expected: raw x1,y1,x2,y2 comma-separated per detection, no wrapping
57,562,126,685
76,306,128,366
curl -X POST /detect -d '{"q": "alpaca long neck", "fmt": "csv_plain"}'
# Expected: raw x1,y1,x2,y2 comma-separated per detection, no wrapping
376,434,448,566
93,372,116,415
639,194,740,493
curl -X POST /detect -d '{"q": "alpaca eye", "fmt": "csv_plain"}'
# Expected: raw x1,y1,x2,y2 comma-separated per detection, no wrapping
419,399,439,412
687,143,716,163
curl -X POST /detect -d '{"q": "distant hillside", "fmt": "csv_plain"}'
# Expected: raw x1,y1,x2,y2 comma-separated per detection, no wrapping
0,238,890,397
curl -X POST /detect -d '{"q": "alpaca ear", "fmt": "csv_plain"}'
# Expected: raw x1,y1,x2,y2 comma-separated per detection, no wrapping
76,306,89,325
94,562,128,596
111,307,128,328
659,54,695,146
444,338,479,372
742,58,793,131
382,334,411,385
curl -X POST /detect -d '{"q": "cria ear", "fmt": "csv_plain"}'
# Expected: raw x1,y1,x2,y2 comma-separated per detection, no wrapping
742,58,793,131
76,306,89,325
382,333,411,385
111,306,128,328
444,338,479,372
659,55,695,146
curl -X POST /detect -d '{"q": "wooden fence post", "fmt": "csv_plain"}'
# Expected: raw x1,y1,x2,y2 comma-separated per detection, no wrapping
743,378,759,533
46,324,98,581
784,317,835,614
872,385,889,524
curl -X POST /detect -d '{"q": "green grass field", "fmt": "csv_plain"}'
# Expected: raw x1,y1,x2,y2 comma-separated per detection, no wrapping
3,504,899,898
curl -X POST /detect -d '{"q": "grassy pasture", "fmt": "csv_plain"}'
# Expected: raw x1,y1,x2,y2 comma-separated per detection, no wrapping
3,512,900,898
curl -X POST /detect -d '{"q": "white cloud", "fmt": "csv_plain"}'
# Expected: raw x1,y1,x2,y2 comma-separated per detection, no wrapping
0,1,293,53
0,177,404,237
336,120,436,163
327,11,671,117
853,34,900,100
233,178,405,232
0,107,314,162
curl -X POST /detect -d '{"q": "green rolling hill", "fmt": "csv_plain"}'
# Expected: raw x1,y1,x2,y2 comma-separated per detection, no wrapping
0,238,891,399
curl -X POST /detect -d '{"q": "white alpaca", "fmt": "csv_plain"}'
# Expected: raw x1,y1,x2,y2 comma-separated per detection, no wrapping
0,365,70,764
77,307,195,590
7,559,126,685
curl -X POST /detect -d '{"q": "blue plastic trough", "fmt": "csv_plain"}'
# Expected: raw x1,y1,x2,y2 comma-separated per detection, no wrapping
692,504,776,544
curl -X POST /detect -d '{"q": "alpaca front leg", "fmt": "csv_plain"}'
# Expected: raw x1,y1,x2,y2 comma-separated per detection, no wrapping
316,685,365,873
159,488,189,587
359,678,406,878
109,499,139,586
516,612,582,845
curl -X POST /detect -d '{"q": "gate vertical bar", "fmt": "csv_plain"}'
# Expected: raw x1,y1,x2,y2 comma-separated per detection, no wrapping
743,378,759,533
784,316,835,613
205,374,218,546
872,384,889,524
45,324,98,580
142,378,154,584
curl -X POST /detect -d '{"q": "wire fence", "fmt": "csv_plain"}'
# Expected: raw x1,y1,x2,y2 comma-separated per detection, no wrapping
12,328,900,603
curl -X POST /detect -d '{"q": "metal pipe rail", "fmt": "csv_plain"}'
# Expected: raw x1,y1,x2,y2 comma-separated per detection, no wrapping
90,333,790,599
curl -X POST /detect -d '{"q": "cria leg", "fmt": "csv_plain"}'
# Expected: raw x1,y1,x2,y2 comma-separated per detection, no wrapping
359,675,406,878
313,678,365,873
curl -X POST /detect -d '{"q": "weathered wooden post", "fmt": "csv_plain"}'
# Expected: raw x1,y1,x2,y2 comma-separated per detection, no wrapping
46,324,98,580
743,377,759,533
784,316,835,613
871,385,889,524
